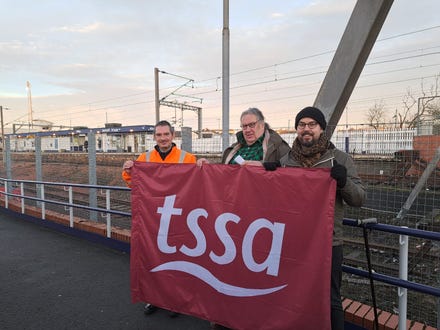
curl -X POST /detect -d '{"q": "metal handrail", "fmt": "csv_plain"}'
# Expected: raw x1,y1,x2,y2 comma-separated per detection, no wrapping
343,218,440,293
343,217,440,329
344,218,440,240
0,177,131,191
342,265,440,297
0,178,132,238
1,191,131,217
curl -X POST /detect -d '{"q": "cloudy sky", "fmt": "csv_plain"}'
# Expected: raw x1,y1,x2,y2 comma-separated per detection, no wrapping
1,0,439,132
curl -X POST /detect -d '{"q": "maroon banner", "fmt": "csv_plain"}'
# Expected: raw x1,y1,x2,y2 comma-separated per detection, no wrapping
130,163,336,330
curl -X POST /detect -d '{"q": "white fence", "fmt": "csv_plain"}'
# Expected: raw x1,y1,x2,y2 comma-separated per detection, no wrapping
8,127,418,156
330,128,416,155
187,128,417,155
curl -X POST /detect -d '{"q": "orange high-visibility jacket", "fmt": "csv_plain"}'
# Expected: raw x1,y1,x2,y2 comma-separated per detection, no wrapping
122,146,196,187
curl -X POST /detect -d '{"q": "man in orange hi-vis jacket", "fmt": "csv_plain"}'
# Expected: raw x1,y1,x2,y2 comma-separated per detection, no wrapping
122,120,196,188
121,120,196,318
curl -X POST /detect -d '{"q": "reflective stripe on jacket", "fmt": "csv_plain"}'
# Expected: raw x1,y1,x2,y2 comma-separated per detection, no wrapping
121,146,196,187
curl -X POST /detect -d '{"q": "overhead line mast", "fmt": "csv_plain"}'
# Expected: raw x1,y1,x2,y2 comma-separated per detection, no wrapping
154,68,203,137
26,81,33,129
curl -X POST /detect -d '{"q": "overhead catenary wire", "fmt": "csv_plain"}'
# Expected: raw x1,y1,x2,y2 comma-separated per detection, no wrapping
63,26,440,114
15,24,440,128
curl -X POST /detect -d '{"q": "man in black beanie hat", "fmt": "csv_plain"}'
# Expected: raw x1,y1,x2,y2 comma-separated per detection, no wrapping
280,106,366,330
294,106,327,131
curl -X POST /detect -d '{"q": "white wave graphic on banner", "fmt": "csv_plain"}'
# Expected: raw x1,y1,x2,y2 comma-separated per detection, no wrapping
151,261,287,297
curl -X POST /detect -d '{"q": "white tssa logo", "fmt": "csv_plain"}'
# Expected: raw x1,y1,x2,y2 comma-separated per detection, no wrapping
156,194,285,277
150,194,288,297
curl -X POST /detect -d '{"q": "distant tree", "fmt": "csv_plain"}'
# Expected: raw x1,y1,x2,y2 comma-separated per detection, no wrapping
399,88,417,129
398,74,440,129
424,76,440,120
366,100,386,129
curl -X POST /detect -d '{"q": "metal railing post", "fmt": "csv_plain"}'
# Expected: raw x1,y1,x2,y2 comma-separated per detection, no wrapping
106,189,111,238
398,230,408,330
20,182,25,214
41,184,45,220
69,187,73,228
5,138,12,193
438,279,440,330
35,136,43,207
88,131,98,221
5,180,8,209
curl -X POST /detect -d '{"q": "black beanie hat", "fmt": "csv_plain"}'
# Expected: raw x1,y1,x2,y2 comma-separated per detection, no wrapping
295,106,327,130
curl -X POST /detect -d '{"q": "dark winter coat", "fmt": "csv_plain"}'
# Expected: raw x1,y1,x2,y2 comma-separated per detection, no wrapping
222,129,290,164
280,145,366,246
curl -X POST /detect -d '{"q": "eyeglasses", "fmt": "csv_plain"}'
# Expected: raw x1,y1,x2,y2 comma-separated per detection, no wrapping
297,121,318,129
240,120,260,130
